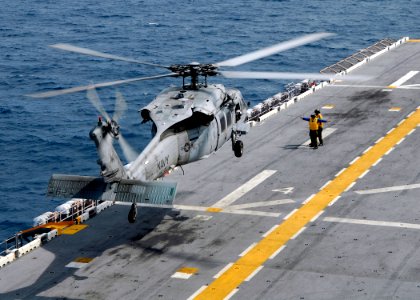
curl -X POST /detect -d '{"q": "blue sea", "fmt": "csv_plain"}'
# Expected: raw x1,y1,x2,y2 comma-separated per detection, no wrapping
1,0,419,241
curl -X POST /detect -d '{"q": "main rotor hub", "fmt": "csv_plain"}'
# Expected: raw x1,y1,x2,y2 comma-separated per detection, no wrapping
168,63,218,89
168,63,218,77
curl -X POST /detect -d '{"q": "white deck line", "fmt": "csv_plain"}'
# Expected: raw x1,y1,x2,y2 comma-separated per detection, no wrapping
283,208,298,220
171,272,193,279
372,157,383,167
269,245,286,259
239,243,257,257
65,262,89,269
223,209,281,218
117,202,281,218
388,70,419,87
226,199,294,210
320,180,332,190
344,182,356,192
213,263,234,279
290,227,306,240
263,224,280,238
211,170,277,208
310,210,325,222
335,168,347,177
224,288,239,300
396,137,406,145
349,156,360,165
355,183,420,194
187,286,208,300
302,194,316,205
363,146,373,154
332,84,391,89
324,217,420,230
244,266,264,282
375,137,384,144
385,147,394,155
359,170,370,179
328,196,341,207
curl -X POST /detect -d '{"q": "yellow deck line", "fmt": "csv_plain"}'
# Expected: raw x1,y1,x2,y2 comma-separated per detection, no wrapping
408,39,420,43
178,267,199,274
74,257,94,263
61,224,88,235
194,107,420,300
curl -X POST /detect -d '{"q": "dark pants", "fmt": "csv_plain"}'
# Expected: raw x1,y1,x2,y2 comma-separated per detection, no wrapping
309,130,318,147
317,127,323,145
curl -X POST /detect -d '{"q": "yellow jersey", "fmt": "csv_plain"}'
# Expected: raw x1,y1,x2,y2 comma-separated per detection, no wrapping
309,117,318,130
317,113,324,128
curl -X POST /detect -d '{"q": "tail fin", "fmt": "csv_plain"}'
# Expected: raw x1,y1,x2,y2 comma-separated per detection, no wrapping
47,174,177,205
90,120,128,182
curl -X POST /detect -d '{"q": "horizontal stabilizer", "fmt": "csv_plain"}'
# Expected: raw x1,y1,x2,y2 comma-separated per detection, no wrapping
116,179,177,205
47,174,177,205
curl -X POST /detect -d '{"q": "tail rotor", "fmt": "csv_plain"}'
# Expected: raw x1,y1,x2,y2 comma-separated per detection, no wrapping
87,88,138,163
87,87,111,122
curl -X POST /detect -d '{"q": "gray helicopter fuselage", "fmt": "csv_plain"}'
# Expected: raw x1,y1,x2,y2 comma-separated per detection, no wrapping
126,84,247,181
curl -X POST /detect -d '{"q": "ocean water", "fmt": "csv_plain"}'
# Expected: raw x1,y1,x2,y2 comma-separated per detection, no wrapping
1,0,419,241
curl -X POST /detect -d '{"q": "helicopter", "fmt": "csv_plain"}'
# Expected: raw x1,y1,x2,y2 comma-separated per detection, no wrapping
29,32,344,223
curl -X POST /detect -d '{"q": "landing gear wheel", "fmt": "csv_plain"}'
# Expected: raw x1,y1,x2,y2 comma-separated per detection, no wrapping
234,140,243,157
128,203,137,223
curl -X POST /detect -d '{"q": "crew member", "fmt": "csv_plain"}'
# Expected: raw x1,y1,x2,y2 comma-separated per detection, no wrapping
315,109,325,146
302,114,319,149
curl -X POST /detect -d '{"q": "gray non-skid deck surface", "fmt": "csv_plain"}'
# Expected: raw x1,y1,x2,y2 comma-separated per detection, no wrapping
1,41,420,299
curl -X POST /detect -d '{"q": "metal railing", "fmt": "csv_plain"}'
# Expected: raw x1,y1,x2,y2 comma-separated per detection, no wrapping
0,199,98,256
320,38,396,74
247,80,316,122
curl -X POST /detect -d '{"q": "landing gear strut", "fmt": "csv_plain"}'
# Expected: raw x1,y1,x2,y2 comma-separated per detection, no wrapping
128,202,137,223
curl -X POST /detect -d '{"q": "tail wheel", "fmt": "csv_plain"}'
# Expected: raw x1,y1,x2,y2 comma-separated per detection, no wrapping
234,140,243,157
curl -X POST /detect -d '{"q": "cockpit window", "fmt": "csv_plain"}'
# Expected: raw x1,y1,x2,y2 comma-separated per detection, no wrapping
168,111,214,134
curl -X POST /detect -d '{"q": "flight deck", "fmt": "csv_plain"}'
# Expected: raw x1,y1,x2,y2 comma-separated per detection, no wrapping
1,38,420,299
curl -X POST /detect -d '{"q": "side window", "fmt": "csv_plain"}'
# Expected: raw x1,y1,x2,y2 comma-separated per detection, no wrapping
220,114,226,132
225,110,232,128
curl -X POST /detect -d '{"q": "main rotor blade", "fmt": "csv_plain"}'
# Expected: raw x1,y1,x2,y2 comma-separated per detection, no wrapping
26,73,177,98
113,91,127,123
51,43,170,69
86,88,110,121
220,71,368,81
118,134,138,163
215,32,335,67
